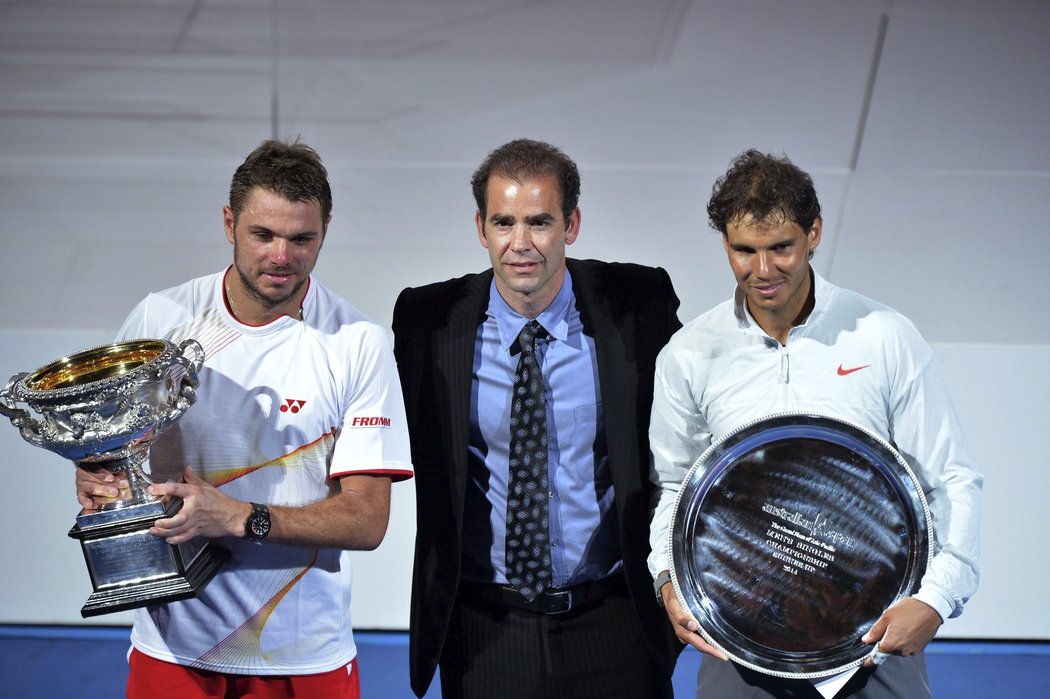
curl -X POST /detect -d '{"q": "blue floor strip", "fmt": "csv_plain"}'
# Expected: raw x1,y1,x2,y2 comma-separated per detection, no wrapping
1,625,1047,698
4,624,1047,653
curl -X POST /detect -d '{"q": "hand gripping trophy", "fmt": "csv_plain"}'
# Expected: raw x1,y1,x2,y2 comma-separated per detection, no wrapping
0,338,228,617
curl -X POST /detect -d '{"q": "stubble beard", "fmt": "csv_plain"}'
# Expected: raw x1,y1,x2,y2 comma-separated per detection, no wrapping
235,263,305,313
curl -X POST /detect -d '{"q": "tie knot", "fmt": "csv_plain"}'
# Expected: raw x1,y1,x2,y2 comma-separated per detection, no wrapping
517,320,548,354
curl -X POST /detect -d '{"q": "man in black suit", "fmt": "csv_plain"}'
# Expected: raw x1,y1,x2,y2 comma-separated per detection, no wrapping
392,139,682,699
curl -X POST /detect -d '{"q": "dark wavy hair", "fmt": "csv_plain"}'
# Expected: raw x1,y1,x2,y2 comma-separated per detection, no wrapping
707,149,821,233
471,138,581,223
229,138,332,224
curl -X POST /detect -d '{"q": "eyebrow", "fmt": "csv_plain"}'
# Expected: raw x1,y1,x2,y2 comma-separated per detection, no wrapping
729,236,795,251
486,212,557,227
247,224,321,238
525,213,555,225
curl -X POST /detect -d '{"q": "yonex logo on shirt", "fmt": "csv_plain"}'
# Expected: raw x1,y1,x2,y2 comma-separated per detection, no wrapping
350,416,392,428
281,399,307,413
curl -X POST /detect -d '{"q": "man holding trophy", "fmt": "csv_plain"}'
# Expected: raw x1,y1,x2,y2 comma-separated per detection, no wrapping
648,150,982,698
74,139,414,698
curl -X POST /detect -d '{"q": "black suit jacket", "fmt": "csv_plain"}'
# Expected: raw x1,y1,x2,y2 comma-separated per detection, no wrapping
392,258,683,697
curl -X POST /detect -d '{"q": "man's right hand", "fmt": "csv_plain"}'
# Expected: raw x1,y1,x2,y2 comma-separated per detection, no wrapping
659,575,728,660
75,467,129,511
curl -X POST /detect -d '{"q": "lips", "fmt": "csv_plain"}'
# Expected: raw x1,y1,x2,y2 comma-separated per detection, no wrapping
262,271,295,285
506,261,539,274
752,282,782,299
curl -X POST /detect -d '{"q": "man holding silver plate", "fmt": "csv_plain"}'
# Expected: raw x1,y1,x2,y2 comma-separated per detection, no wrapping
74,139,414,698
648,150,982,698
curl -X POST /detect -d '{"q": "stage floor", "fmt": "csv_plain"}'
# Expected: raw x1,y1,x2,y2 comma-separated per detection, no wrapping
2,625,1047,698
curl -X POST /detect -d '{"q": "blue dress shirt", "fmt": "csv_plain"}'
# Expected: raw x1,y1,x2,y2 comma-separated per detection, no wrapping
461,271,621,588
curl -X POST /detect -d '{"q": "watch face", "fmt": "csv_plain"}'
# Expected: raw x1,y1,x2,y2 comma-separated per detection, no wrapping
248,507,271,539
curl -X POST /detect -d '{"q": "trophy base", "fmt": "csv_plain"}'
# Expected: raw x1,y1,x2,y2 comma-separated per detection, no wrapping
68,498,230,618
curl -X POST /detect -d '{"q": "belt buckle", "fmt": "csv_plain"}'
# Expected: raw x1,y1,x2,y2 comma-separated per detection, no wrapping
543,588,573,614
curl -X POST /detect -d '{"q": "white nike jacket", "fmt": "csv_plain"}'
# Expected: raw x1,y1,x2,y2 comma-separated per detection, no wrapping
648,270,982,622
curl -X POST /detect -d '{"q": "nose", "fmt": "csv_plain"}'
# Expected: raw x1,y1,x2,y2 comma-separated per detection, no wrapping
510,225,532,253
269,238,291,265
754,251,773,277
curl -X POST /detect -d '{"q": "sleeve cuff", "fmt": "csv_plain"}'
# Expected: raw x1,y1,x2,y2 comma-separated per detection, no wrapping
912,587,953,623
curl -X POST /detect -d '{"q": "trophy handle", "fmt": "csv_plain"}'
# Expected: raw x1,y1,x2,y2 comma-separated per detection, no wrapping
170,339,205,413
0,372,46,447
177,338,205,375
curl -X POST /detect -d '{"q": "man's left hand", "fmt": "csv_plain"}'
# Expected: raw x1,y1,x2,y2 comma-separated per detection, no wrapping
861,597,942,668
148,466,248,545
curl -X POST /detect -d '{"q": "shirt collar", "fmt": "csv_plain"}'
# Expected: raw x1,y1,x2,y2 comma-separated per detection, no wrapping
489,270,574,352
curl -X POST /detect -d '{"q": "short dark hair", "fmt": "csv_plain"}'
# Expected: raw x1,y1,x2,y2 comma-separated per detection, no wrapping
471,138,581,223
707,149,821,234
229,138,332,224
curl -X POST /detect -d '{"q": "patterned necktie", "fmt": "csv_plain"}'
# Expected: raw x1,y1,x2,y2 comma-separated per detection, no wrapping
506,319,552,601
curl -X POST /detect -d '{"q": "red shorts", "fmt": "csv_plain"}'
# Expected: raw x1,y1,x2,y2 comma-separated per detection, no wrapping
127,648,360,699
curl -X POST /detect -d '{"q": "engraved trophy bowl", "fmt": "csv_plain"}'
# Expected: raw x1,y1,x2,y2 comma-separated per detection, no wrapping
0,339,229,617
669,412,933,680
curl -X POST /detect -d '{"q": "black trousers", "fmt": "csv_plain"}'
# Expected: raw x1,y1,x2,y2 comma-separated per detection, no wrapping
438,587,673,699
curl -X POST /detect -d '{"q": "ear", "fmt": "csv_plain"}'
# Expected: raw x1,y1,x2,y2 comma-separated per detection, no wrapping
807,217,823,254
564,208,581,245
475,210,489,249
223,206,236,245
722,232,730,254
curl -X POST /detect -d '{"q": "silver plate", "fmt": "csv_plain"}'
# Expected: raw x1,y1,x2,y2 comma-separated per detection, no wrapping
669,413,932,679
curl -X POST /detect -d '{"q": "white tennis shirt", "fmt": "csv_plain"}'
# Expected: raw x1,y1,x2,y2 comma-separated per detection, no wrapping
119,270,413,674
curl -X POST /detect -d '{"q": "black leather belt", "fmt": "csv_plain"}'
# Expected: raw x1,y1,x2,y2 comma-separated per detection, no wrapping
459,572,627,615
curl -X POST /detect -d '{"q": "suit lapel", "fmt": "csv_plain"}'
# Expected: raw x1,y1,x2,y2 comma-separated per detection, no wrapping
433,271,491,519
569,261,638,511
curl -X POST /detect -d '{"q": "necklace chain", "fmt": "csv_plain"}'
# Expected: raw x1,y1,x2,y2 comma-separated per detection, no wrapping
225,273,303,323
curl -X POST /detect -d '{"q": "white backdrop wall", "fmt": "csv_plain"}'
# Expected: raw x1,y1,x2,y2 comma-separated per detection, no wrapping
1,0,1048,641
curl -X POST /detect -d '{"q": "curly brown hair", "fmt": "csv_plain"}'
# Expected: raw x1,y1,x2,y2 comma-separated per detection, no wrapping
707,149,821,233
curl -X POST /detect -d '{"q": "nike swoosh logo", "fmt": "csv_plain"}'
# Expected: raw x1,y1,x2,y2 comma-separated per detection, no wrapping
837,364,870,376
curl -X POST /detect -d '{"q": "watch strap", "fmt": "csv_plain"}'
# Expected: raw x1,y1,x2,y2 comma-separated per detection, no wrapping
653,570,673,607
